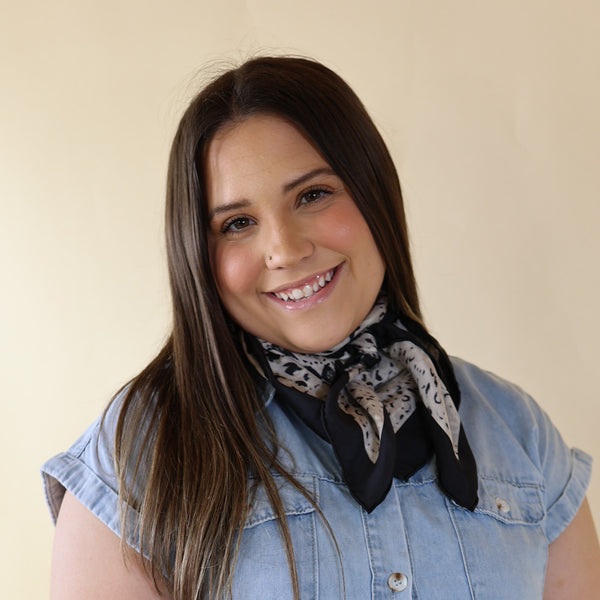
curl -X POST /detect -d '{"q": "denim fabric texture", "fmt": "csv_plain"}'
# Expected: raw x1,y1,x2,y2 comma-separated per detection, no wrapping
42,357,592,599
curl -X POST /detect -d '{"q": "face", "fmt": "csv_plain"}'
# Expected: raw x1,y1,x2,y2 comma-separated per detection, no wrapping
205,114,386,353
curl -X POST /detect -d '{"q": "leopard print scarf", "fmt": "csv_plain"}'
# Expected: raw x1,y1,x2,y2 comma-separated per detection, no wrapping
244,298,478,512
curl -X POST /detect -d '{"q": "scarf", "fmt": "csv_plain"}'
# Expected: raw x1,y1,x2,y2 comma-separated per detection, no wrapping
244,298,478,513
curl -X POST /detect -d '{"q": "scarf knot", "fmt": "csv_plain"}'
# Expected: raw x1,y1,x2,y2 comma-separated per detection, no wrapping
244,298,478,512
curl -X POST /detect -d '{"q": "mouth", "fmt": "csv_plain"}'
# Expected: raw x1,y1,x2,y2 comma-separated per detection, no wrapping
270,266,338,303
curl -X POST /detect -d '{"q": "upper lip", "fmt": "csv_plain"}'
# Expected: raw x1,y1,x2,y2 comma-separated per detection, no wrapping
267,265,339,294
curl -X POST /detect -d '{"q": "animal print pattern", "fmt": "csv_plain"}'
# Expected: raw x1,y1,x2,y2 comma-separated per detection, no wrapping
258,299,461,464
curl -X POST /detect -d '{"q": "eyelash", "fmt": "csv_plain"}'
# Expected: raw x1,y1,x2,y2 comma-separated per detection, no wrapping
221,216,254,235
298,185,333,205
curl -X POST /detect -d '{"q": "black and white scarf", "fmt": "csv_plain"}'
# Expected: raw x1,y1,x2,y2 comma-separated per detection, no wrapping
244,298,478,513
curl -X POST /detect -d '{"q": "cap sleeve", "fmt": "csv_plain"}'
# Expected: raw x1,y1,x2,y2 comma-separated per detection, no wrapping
41,394,128,543
529,396,593,543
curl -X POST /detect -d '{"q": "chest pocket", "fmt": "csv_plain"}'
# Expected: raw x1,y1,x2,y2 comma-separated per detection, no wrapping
232,475,318,600
475,477,544,524
449,477,547,599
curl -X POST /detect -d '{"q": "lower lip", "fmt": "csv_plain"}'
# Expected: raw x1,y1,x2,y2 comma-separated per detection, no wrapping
266,264,343,311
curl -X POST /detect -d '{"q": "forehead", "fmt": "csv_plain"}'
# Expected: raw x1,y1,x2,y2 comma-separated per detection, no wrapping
209,113,314,153
204,114,328,203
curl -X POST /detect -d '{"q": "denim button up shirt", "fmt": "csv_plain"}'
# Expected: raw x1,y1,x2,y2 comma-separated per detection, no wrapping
42,357,592,599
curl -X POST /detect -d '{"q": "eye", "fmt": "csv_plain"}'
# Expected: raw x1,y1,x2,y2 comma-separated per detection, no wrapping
298,187,332,205
221,216,254,234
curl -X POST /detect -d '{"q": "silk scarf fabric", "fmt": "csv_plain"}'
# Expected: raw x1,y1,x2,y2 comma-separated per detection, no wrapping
244,299,478,512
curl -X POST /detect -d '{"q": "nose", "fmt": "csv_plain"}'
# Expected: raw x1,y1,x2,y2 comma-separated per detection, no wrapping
265,219,314,269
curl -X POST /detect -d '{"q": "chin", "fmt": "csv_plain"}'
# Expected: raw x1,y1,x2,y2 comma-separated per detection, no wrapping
281,332,347,354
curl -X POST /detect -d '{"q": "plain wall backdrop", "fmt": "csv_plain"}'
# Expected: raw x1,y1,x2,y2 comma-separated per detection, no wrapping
1,1,598,596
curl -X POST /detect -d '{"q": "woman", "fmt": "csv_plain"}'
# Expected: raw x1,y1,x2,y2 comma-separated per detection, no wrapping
43,56,600,599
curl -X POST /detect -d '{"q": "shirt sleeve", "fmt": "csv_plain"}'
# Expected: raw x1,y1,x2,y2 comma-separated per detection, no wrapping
527,396,593,543
40,395,131,544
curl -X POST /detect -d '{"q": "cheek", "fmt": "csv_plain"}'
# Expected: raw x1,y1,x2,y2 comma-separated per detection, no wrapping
317,202,378,254
211,244,259,301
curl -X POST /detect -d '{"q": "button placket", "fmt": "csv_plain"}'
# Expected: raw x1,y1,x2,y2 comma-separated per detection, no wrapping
360,490,412,598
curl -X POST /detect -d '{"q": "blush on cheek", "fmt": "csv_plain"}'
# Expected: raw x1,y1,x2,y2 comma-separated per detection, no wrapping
318,202,372,245
214,247,258,297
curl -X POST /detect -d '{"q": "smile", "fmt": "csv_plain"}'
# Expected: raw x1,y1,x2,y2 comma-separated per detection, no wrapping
271,268,336,302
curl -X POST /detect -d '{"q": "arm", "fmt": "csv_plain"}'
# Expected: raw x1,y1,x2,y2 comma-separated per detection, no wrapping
543,497,600,600
50,491,167,599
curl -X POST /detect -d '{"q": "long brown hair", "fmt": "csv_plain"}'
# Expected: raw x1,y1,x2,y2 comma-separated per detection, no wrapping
111,56,422,599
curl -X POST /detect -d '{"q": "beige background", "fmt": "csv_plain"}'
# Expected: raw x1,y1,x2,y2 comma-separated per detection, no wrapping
1,1,599,596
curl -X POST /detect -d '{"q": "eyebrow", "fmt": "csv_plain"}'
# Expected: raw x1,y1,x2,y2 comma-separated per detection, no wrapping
208,167,337,221
209,200,251,221
282,167,337,193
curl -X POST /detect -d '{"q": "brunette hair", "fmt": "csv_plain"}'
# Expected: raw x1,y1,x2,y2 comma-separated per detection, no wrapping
112,56,422,599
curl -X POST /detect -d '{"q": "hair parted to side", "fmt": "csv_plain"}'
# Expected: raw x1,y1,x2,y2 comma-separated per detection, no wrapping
111,56,423,599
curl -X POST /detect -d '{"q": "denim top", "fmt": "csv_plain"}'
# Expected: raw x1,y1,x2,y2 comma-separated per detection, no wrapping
42,357,592,599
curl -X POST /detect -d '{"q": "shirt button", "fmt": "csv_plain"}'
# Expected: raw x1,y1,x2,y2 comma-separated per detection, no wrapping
387,572,408,592
495,497,510,513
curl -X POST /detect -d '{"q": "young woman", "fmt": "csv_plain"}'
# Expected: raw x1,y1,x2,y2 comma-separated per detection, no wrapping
43,56,600,599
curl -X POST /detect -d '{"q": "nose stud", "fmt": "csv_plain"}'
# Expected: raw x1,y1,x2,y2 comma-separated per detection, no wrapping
267,256,272,261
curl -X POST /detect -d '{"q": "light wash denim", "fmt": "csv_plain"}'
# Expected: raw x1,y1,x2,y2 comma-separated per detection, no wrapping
42,357,591,599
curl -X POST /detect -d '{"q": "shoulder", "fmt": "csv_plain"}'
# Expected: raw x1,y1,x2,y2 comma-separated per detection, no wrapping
450,355,574,468
451,356,545,442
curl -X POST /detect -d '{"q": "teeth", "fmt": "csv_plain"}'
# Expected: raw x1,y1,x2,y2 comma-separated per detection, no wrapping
273,268,335,302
